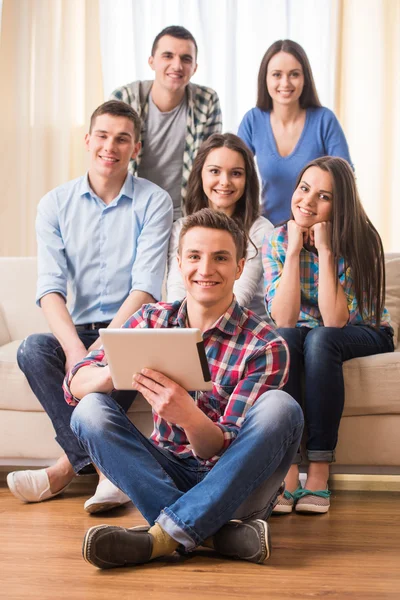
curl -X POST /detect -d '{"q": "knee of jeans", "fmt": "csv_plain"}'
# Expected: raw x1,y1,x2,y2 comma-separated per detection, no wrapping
70,393,109,439
17,334,51,370
252,390,304,428
303,326,340,357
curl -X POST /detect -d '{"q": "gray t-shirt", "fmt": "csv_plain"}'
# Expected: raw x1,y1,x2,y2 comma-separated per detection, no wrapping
138,93,187,221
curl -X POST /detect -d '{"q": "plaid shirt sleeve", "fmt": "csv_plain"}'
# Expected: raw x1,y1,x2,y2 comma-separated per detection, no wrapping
63,308,148,406
110,85,134,104
203,89,222,138
262,227,286,323
209,336,289,464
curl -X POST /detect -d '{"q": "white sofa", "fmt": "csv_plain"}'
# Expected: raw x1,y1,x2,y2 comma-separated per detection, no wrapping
1,256,400,473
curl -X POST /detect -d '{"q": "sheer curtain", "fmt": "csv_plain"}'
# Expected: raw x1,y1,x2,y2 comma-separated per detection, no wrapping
336,0,400,252
0,0,103,256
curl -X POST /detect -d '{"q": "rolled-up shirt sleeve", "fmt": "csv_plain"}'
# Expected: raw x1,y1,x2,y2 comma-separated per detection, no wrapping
130,189,173,301
207,336,289,465
35,192,68,306
63,307,149,405
63,349,107,406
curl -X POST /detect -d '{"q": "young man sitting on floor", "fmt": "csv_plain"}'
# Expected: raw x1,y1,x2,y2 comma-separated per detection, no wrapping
64,208,303,569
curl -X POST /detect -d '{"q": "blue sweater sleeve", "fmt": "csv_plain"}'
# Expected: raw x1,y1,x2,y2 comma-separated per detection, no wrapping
238,111,256,154
320,108,354,169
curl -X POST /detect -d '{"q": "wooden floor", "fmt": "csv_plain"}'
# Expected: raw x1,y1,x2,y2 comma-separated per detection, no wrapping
1,485,399,600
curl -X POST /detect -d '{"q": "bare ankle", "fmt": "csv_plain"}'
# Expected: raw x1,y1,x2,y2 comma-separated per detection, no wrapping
285,464,300,493
305,462,330,491
46,456,75,493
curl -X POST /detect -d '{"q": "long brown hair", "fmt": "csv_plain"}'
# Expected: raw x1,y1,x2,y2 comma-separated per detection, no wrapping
257,40,321,111
185,133,260,237
295,157,386,327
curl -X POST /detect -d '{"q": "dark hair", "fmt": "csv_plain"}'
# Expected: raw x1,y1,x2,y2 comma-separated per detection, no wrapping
89,101,141,141
257,39,321,111
185,133,260,241
295,156,386,327
151,26,198,58
179,208,247,261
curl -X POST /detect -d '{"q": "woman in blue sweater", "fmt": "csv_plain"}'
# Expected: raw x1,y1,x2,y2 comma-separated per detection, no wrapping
238,40,352,225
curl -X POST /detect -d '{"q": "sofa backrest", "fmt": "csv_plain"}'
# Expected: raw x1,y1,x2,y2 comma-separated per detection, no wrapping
0,257,49,342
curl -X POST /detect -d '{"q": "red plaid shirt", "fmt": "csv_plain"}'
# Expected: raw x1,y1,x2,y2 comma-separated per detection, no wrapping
64,299,289,467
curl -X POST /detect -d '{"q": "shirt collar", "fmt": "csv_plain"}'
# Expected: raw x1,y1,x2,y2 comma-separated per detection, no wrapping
171,297,244,337
79,172,134,205
210,297,244,336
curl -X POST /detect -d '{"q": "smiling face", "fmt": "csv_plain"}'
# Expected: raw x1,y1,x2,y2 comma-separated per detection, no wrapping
291,166,333,227
201,147,246,217
266,51,304,108
178,227,244,310
149,35,197,95
85,113,140,182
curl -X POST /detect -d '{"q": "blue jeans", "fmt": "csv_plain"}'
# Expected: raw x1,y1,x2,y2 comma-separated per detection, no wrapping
17,332,136,473
277,325,394,462
71,390,304,551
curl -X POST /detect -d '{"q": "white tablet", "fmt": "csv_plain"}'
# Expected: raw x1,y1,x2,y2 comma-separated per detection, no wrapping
99,328,213,391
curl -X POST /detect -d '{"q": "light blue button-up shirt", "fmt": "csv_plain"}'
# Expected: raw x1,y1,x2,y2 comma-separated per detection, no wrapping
36,173,173,324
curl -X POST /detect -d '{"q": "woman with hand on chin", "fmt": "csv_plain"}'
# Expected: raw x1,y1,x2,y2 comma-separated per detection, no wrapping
167,133,273,319
238,39,353,225
263,156,394,514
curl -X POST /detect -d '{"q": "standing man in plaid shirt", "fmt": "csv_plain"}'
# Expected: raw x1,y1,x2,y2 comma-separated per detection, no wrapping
66,209,303,569
111,26,222,221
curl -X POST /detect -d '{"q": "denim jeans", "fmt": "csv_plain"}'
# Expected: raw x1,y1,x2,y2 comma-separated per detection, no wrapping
17,332,136,473
71,390,304,551
277,325,394,462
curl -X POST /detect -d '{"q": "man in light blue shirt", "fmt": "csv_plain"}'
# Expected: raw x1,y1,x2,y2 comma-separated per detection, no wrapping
7,100,173,513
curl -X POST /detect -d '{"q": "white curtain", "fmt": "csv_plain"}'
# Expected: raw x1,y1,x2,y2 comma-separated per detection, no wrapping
99,0,339,133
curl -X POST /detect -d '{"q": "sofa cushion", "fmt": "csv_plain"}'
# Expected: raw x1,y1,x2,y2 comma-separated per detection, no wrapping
0,339,151,414
342,349,400,416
